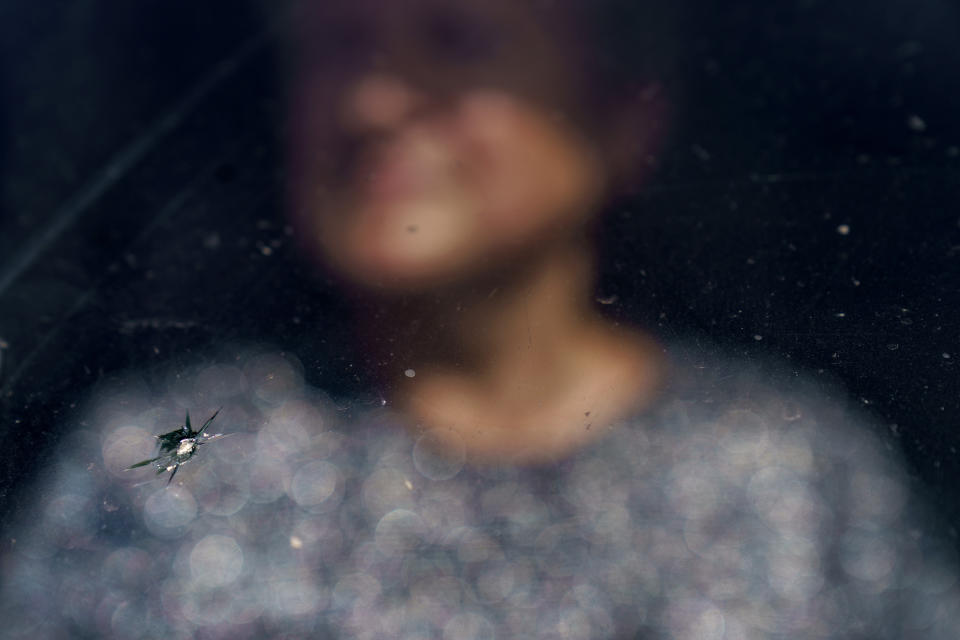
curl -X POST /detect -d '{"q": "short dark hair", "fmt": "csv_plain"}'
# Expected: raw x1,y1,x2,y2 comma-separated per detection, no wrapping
564,0,683,118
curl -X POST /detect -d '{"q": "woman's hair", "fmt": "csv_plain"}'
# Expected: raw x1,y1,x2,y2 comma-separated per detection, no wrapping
568,0,685,326
573,0,683,104
277,0,683,107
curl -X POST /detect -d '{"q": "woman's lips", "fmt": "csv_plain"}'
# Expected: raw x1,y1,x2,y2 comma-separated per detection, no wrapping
363,155,428,202
351,133,455,206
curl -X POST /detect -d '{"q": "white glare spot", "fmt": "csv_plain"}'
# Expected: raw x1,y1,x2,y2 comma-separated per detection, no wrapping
840,532,896,583
836,224,850,235
290,535,303,549
375,509,427,555
405,368,416,378
143,487,197,538
102,426,155,476
269,575,326,616
190,534,244,588
753,334,763,341
414,432,466,480
176,439,196,456
290,461,341,509
363,467,416,519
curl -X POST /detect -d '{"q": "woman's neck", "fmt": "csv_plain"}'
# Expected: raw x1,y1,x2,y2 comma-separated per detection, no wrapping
355,243,665,463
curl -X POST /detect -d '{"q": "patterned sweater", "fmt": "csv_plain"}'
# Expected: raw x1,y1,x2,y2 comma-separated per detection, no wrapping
2,342,957,638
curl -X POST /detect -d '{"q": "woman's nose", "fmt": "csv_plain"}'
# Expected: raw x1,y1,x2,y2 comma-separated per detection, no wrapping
341,74,423,134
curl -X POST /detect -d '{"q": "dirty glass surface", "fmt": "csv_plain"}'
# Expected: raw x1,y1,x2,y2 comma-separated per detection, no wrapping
1,0,959,637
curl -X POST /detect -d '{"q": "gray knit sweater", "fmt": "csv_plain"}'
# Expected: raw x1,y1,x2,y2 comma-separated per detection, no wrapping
2,342,957,638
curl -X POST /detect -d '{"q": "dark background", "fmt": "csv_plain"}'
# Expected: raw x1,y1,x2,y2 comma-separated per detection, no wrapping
1,0,958,537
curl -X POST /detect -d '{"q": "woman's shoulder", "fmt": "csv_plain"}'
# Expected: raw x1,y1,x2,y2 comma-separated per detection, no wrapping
4,345,960,638
647,337,898,457
617,338,922,504
585,337,960,636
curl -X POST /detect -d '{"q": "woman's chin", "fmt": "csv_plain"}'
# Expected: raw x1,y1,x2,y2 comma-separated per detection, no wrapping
330,208,486,292
340,246,477,294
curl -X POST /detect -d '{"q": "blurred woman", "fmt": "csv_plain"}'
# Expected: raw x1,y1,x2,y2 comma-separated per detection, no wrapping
286,0,674,463
2,1,958,638
279,1,960,637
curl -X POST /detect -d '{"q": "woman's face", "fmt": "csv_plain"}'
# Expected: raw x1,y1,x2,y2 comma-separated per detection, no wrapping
288,0,612,291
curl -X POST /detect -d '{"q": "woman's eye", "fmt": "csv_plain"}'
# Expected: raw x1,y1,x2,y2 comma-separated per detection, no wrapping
421,10,502,62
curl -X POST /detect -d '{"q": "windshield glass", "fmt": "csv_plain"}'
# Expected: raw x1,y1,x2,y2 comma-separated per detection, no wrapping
1,1,959,637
